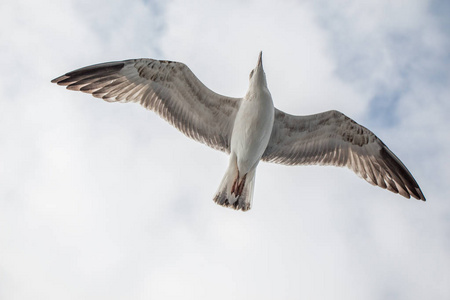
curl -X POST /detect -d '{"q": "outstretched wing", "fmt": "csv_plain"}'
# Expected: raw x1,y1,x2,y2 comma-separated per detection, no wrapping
262,109,425,200
52,58,242,153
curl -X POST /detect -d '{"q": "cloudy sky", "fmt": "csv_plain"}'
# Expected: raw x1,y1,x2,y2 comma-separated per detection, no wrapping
1,0,449,299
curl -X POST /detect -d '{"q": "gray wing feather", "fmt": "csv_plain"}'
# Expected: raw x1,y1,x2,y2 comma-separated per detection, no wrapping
52,59,241,153
262,109,425,201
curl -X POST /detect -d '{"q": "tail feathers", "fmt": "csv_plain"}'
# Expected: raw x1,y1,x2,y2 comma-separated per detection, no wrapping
214,166,256,212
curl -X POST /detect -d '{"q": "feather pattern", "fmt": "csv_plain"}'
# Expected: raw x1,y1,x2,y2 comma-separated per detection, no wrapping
52,59,241,153
262,109,426,201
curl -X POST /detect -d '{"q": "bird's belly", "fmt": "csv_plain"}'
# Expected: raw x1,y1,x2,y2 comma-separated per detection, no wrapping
231,97,274,174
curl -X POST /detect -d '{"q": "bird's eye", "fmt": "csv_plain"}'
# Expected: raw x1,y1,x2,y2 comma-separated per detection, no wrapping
249,70,254,79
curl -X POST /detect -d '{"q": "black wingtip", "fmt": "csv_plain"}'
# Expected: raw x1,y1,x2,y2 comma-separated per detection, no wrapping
379,146,426,201
66,62,124,78
51,75,68,84
417,188,426,202
51,61,125,85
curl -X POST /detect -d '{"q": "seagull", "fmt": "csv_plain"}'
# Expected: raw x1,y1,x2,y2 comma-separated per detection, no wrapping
52,52,426,211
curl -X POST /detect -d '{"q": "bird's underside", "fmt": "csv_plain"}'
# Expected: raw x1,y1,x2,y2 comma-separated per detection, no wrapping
52,56,426,211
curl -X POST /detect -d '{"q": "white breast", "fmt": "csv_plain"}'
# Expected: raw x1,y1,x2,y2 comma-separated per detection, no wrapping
230,90,274,174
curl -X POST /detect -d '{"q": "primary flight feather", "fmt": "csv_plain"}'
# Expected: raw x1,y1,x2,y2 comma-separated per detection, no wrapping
52,52,425,211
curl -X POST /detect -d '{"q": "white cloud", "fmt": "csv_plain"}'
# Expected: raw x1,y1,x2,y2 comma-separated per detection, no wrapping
1,0,449,299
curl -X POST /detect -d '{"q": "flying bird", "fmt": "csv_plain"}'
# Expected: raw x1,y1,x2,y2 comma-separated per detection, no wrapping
52,52,425,211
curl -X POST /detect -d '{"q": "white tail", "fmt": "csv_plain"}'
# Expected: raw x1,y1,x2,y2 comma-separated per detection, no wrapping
213,157,256,211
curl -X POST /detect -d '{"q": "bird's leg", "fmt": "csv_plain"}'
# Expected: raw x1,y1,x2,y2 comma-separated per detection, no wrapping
237,174,247,196
231,171,240,196
231,172,247,198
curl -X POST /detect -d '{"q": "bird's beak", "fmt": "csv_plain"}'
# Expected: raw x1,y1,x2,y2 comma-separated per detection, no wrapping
257,51,263,68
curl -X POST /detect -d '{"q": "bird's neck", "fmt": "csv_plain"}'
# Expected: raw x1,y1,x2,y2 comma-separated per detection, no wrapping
246,84,271,102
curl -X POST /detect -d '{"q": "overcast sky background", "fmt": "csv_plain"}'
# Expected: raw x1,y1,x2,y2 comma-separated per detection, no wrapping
1,0,449,299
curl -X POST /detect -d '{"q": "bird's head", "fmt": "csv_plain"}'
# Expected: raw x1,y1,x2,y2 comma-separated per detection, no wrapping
248,51,267,89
